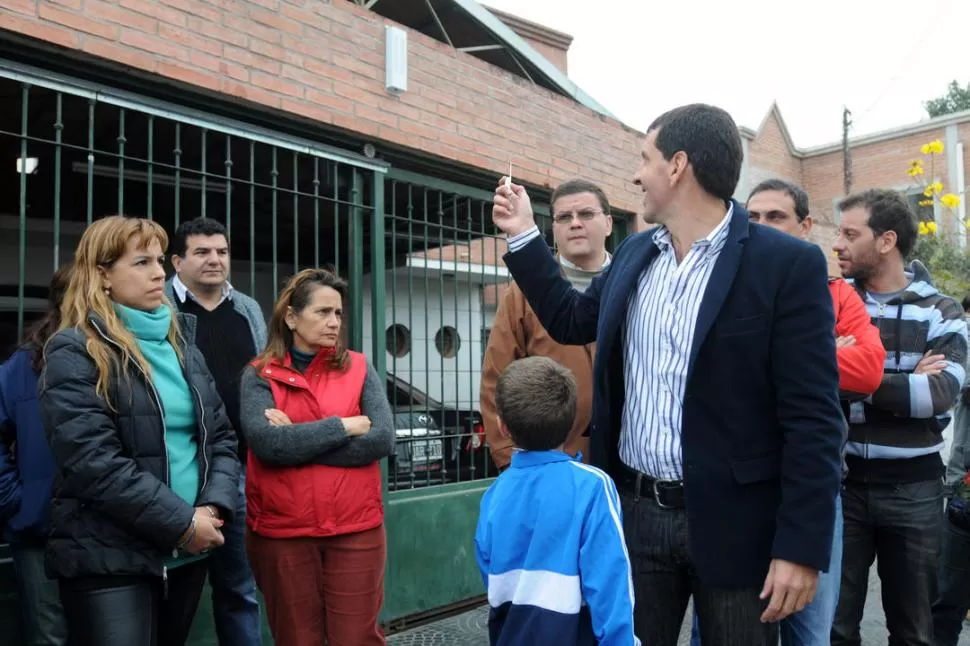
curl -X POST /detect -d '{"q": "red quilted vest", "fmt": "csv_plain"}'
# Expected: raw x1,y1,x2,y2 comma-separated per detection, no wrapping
245,349,383,538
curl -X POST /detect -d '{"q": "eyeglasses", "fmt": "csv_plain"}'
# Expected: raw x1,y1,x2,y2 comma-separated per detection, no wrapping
552,209,604,224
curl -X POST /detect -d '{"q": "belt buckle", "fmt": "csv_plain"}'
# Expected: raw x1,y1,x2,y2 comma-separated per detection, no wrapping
653,479,678,509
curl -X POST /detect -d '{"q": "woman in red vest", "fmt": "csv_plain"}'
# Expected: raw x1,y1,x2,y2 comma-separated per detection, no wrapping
239,268,394,646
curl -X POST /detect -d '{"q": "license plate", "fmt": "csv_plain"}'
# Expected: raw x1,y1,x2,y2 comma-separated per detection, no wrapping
411,440,443,463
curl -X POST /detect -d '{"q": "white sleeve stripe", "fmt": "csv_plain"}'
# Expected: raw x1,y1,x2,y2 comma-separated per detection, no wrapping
570,463,637,619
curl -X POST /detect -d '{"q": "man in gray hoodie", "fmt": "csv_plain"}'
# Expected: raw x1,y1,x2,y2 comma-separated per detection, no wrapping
831,190,968,646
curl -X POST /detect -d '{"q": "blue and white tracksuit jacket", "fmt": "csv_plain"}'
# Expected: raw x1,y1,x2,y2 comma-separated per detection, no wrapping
474,450,639,646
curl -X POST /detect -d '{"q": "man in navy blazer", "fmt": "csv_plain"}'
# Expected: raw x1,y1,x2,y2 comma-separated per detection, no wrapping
491,104,844,646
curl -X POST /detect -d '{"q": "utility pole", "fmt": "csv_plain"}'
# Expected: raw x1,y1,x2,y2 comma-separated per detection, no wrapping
842,106,853,195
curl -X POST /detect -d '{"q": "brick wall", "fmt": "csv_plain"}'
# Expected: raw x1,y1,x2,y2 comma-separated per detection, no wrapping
0,0,645,213
746,111,803,191
803,128,953,228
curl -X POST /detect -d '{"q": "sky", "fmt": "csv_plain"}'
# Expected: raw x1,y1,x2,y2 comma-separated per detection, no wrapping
481,0,970,149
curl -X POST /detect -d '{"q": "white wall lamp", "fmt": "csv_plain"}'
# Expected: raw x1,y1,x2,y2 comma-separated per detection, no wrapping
385,25,408,94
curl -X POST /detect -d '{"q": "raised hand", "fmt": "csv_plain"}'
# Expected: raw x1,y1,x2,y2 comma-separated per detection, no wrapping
492,177,536,237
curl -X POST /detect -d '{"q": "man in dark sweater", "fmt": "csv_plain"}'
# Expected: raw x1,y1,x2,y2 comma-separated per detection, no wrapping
167,217,267,646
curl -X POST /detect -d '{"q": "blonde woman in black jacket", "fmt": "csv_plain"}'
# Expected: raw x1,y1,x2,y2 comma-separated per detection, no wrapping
38,216,239,646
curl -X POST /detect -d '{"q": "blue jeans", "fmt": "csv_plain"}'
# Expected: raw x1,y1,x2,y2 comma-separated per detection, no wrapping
11,545,68,646
690,494,844,646
208,468,262,646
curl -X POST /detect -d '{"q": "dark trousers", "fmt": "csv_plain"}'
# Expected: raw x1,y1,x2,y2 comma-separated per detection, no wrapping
832,479,942,646
11,545,68,646
931,515,970,645
58,559,208,646
206,468,261,646
621,492,778,646
246,524,386,646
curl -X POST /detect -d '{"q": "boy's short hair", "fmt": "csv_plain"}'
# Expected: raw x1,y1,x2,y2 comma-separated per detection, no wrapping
496,356,576,452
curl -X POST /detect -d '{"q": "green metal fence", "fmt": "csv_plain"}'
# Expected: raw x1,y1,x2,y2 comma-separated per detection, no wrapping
0,59,632,639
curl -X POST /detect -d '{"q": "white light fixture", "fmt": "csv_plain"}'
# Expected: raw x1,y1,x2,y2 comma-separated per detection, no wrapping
16,157,39,175
385,25,408,94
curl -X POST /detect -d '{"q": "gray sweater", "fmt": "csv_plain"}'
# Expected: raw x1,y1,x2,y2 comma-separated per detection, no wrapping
238,362,395,467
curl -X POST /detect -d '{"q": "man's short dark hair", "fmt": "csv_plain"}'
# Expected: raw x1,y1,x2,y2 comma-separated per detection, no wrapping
647,103,743,203
172,217,229,257
961,294,970,312
838,189,918,258
496,356,576,452
747,178,810,221
551,179,610,215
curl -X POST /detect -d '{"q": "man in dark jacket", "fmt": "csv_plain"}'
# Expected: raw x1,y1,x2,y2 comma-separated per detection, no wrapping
492,103,844,645
166,216,266,646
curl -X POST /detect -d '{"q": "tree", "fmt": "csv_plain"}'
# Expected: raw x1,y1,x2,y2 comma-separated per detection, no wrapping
924,80,970,118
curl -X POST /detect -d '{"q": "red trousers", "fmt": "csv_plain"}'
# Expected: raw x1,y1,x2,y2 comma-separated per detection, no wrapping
246,524,386,646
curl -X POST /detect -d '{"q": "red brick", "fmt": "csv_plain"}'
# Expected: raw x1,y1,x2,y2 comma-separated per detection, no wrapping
224,13,280,45
330,53,378,78
118,0,187,27
248,6,303,36
37,4,117,39
156,61,221,91
250,71,304,99
83,0,158,33
223,45,280,75
120,29,187,61
218,60,249,82
355,104,397,129
332,112,378,138
220,78,281,109
5,0,38,16
305,88,353,115
249,38,285,62
188,16,246,47
0,12,79,49
332,82,378,107
165,0,222,24
160,23,221,57
83,37,156,72
280,98,334,126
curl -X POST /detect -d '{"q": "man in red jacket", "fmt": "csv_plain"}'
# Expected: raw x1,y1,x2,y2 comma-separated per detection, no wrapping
691,178,885,646
746,178,884,645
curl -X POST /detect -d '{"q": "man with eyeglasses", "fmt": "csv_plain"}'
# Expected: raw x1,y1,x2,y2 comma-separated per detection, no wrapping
481,179,613,472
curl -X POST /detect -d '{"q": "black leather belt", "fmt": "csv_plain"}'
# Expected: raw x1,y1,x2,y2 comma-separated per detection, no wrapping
617,469,685,509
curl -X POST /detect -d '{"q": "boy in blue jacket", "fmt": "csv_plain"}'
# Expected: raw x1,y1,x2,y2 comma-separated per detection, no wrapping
475,356,639,646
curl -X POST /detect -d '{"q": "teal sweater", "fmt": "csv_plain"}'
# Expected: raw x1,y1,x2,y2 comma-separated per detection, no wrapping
116,303,203,567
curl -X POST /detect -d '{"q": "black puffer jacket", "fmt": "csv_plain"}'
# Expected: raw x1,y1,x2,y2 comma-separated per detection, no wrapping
37,312,239,579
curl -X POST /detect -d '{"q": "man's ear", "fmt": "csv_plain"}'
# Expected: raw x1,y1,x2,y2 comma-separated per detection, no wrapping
171,254,183,273
497,415,511,440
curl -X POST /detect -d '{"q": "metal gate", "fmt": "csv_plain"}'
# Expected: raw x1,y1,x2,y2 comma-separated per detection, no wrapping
0,59,631,641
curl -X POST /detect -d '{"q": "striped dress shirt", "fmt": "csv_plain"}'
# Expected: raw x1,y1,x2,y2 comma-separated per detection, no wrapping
619,207,731,479
506,206,732,480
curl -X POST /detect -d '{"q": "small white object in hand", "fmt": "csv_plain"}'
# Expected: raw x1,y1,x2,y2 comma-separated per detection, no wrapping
505,160,512,191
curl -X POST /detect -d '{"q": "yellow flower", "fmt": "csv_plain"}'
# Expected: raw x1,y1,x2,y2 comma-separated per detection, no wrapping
919,221,929,235
927,221,938,233
908,160,925,177
922,140,945,155
919,199,935,207
924,181,944,197
941,193,962,209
